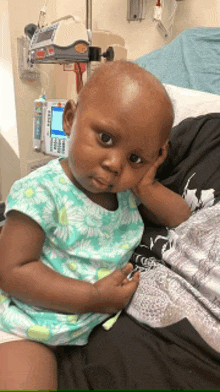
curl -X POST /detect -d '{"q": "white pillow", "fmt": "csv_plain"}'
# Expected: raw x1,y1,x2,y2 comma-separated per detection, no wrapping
164,84,220,127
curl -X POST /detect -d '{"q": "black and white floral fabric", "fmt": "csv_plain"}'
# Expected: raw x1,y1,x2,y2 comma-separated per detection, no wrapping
127,113,220,352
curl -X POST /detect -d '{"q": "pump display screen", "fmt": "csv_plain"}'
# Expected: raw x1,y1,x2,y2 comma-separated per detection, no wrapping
50,107,66,138
36,29,54,43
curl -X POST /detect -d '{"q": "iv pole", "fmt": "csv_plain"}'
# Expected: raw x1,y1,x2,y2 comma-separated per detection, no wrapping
86,0,92,78
25,0,113,75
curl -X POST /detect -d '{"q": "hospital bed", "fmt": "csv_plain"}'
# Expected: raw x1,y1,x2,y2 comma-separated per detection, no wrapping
134,26,220,125
135,26,220,96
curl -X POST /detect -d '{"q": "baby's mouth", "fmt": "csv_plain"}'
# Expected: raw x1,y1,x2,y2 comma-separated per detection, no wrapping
91,177,114,190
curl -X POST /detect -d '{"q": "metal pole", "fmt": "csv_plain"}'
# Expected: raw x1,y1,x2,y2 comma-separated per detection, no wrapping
86,0,92,78
86,0,92,33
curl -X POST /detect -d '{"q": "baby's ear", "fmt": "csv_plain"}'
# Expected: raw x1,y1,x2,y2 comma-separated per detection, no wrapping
63,99,77,136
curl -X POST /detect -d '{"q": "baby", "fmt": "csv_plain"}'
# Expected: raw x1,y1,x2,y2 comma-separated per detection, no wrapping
0,60,190,389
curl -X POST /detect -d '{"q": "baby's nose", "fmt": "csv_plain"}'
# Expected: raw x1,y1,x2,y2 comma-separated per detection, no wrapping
101,151,123,176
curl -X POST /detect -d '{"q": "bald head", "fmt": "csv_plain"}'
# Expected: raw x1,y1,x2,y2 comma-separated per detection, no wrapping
78,61,174,143
79,61,172,110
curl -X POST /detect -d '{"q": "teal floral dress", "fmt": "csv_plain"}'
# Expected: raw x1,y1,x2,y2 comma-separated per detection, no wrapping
0,158,144,346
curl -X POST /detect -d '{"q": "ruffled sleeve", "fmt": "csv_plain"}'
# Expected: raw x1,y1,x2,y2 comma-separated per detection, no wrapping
4,174,57,233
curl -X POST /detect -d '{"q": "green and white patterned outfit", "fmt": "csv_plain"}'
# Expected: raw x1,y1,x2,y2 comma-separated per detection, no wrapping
0,158,144,346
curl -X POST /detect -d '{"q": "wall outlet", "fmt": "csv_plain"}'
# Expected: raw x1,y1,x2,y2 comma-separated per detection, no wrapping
127,0,146,21
17,36,40,80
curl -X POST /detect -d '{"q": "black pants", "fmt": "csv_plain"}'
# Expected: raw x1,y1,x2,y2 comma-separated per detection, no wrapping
54,312,220,389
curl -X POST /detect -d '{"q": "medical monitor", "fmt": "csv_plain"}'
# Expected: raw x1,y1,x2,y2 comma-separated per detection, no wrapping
50,106,66,139
33,99,69,157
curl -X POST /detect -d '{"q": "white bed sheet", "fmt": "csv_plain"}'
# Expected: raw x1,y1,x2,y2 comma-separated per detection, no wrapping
164,84,220,127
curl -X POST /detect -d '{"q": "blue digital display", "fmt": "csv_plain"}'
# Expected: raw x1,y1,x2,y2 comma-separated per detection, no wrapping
50,107,66,138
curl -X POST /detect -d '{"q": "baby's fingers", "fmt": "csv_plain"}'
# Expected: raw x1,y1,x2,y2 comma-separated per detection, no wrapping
121,270,139,286
111,263,134,285
121,271,140,299
160,140,169,160
131,270,140,284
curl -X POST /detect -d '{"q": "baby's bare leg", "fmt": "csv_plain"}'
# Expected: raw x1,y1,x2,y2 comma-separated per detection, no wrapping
0,339,57,390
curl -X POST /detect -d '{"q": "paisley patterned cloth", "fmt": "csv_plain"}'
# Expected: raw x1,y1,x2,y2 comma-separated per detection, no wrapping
0,157,144,346
127,113,220,353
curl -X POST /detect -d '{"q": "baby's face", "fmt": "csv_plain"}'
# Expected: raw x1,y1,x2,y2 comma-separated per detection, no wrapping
67,85,170,195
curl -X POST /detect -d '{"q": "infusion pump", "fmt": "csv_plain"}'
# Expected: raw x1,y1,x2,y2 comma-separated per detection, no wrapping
28,16,89,64
33,98,69,157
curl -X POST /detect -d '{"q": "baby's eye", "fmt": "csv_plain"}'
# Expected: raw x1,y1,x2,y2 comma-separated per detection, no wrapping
100,133,113,145
129,153,143,164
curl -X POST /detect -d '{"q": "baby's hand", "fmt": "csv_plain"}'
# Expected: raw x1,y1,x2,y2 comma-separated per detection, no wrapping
92,263,139,314
132,141,168,197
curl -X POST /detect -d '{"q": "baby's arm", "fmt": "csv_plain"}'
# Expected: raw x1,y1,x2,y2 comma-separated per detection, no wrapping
133,143,191,228
0,211,139,314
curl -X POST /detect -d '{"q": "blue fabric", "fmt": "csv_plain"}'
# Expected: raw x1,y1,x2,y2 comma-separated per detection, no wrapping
134,27,220,95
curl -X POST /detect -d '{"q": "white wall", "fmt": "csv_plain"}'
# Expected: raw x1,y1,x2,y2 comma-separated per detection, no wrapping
56,0,167,60
173,0,220,35
5,0,57,186
0,0,20,200
56,0,220,59
0,0,19,156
